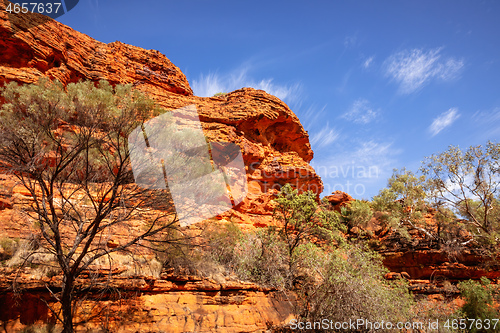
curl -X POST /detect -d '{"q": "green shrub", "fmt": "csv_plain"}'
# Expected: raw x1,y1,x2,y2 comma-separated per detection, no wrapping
274,184,345,256
205,221,244,268
412,296,465,333
154,228,207,277
458,277,500,331
236,228,291,289
201,222,291,289
273,184,318,258
340,199,373,229
299,244,414,329
0,237,19,261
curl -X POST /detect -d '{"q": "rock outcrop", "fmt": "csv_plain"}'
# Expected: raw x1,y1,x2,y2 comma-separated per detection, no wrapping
0,267,295,333
4,2,496,330
366,209,500,294
323,191,354,212
0,1,192,95
0,3,321,331
0,0,322,231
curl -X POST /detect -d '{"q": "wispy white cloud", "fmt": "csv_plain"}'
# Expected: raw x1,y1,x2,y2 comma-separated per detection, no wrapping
191,67,302,103
384,47,464,94
341,99,379,124
311,140,401,197
429,108,460,136
310,122,339,149
349,140,401,173
473,107,500,123
472,107,500,138
363,56,374,69
313,141,401,180
192,73,226,97
301,105,327,130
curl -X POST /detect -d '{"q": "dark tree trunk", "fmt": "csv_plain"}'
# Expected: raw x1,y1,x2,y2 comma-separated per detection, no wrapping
61,274,75,333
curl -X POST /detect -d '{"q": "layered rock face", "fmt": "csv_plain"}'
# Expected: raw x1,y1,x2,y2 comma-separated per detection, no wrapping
0,267,295,333
363,210,500,295
0,0,322,230
0,1,191,95
0,3,320,331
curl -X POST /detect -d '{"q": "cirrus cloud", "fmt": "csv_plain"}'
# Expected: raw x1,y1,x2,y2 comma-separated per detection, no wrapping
429,108,461,136
384,47,464,94
310,122,340,149
341,99,379,124
192,67,302,103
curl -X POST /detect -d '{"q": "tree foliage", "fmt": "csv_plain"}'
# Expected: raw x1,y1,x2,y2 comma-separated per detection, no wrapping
422,142,500,249
299,244,414,330
340,199,373,229
458,277,500,332
273,184,344,258
373,166,473,254
372,168,431,240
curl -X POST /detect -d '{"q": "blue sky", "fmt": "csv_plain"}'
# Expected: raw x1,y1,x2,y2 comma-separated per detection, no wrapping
57,0,500,199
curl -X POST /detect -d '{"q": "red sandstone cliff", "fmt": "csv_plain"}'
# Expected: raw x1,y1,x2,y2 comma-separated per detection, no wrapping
2,2,494,331
0,267,295,332
0,2,320,331
0,0,322,231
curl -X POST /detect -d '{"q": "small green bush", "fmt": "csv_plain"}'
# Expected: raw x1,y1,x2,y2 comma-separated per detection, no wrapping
412,296,464,333
236,228,291,289
202,222,291,289
206,221,243,267
458,277,500,331
340,199,373,229
0,237,19,261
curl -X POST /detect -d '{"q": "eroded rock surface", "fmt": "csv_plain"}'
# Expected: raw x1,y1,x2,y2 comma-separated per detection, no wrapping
0,268,295,333
0,4,320,331
0,0,322,231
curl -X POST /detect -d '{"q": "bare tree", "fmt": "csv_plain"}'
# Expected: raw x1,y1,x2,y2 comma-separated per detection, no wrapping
0,79,183,332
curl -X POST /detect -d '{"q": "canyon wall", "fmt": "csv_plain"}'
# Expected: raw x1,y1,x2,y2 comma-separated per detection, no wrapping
0,2,317,331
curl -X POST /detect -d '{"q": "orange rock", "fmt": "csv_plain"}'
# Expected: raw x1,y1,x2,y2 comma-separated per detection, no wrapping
0,5,322,229
0,198,12,210
107,240,119,249
0,266,296,332
0,9,318,331
384,272,402,280
0,1,192,96
324,190,354,212
382,249,500,280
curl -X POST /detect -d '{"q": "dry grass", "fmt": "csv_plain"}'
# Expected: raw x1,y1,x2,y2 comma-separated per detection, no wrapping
19,323,59,333
6,237,166,278
92,252,163,278
7,239,55,267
